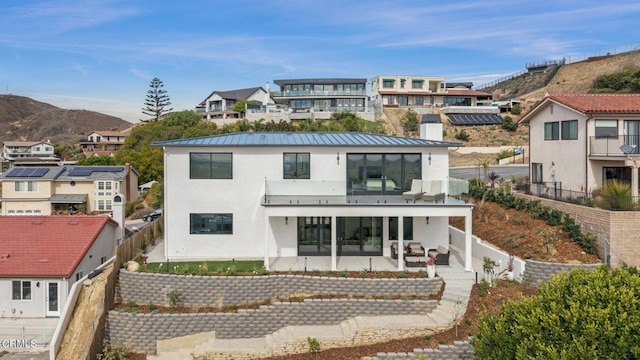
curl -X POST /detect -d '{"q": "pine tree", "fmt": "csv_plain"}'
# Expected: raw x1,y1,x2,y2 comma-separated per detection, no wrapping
142,77,173,122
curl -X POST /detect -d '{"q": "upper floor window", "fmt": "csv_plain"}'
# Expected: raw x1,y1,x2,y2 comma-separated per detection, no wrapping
412,80,424,89
400,79,406,88
12,280,31,300
595,119,617,138
190,213,233,234
283,153,310,179
190,153,232,179
561,120,578,140
15,181,38,192
544,122,559,140
383,80,395,88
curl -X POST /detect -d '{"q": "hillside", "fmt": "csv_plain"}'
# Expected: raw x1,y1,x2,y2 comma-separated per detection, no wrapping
0,95,132,145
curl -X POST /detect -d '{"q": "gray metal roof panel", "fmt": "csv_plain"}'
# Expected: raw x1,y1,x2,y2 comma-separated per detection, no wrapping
153,132,462,147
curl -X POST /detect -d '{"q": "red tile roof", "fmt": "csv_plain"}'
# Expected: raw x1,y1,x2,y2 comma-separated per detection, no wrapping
547,94,640,114
0,216,114,278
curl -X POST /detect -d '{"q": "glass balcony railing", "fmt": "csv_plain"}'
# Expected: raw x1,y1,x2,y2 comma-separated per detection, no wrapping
263,178,470,205
274,90,366,97
590,136,640,156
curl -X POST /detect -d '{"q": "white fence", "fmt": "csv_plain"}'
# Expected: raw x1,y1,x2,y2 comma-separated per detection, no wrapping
449,226,526,279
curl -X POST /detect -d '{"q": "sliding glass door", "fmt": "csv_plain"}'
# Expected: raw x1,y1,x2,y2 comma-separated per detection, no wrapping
298,217,332,255
347,153,421,195
337,217,383,256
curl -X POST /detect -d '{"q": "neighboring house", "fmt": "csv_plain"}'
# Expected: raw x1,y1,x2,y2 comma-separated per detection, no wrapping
155,132,474,271
370,75,492,110
78,131,128,157
1,141,60,165
0,215,118,318
272,78,369,118
0,164,139,215
444,82,474,90
196,86,274,120
520,93,640,196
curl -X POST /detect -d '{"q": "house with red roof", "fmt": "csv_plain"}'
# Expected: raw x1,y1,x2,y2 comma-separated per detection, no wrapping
0,216,118,318
519,93,640,197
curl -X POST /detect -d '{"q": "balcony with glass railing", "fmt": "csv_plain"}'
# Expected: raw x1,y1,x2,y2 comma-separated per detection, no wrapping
263,178,469,205
590,135,640,156
274,90,367,98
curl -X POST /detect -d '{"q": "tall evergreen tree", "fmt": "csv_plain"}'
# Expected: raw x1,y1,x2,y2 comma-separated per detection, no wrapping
142,77,173,122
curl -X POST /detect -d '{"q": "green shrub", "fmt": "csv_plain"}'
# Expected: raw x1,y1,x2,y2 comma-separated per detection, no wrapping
501,116,518,131
454,129,471,141
125,202,135,217
473,266,640,359
510,103,522,115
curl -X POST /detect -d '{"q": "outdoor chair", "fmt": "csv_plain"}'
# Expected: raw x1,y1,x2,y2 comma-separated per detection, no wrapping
427,245,451,265
402,179,423,202
422,180,446,203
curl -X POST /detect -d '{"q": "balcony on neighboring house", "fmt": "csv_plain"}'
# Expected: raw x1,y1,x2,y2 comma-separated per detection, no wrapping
274,89,367,98
590,135,640,157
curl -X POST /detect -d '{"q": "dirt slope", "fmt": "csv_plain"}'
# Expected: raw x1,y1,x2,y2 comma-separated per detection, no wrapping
0,95,132,145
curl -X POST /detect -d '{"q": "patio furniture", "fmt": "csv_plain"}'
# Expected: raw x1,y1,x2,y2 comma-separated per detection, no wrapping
390,241,399,259
402,179,423,202
406,242,425,257
427,245,451,265
405,256,426,267
422,180,446,203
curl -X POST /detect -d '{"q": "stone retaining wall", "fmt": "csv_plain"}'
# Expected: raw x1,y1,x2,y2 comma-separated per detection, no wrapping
107,299,438,354
524,259,602,285
118,269,442,307
365,340,474,359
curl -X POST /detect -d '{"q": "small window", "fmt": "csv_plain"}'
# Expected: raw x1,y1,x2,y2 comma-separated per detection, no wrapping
190,153,233,179
383,80,394,88
101,256,107,264
532,163,543,183
595,119,617,138
400,79,406,88
75,271,83,281
544,122,559,140
12,281,31,300
190,213,233,234
561,120,578,140
283,153,310,179
412,80,423,89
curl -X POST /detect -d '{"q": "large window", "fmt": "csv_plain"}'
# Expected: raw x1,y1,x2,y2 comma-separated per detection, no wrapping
389,217,413,240
414,96,424,106
398,96,409,106
561,120,578,140
190,213,233,234
604,167,631,184
346,153,421,195
383,79,395,88
12,280,31,300
190,153,232,179
544,122,559,140
595,120,617,138
283,153,310,179
14,181,38,192
532,163,543,183
444,97,471,106
412,80,423,89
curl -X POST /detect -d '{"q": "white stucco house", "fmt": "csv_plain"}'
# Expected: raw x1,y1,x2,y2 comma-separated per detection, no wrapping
155,132,474,271
0,215,119,318
520,93,640,197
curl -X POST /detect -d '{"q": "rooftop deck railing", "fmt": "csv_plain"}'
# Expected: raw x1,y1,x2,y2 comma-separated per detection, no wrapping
274,90,367,97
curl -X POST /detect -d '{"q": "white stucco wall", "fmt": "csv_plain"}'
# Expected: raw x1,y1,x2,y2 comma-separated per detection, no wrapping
163,143,461,261
529,102,588,191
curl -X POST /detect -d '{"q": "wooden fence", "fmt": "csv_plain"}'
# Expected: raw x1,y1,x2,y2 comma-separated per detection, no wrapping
53,217,164,360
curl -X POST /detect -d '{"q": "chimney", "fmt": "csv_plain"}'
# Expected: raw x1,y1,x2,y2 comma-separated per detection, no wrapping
125,163,131,202
112,193,125,244
264,82,271,105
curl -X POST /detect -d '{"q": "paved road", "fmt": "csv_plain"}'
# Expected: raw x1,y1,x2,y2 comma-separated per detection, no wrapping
450,165,528,181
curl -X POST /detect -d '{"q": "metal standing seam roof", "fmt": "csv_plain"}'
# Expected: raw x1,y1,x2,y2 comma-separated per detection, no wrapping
152,132,463,147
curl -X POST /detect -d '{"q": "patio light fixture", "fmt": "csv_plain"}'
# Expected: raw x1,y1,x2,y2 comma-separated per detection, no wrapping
428,152,432,165
426,217,430,225
337,152,340,165
285,216,288,225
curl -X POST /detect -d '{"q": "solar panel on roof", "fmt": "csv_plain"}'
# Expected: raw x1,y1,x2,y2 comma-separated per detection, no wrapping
3,167,51,177
448,114,504,126
68,166,125,177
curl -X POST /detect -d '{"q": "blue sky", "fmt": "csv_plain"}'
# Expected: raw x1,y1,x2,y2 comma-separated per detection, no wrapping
1,0,640,123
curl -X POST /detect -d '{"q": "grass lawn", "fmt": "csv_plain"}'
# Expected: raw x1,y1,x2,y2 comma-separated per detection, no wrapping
143,260,265,274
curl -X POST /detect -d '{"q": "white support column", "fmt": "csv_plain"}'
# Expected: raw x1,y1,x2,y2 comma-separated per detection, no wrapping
625,158,639,198
398,217,404,271
264,216,270,270
331,216,337,271
465,209,473,272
